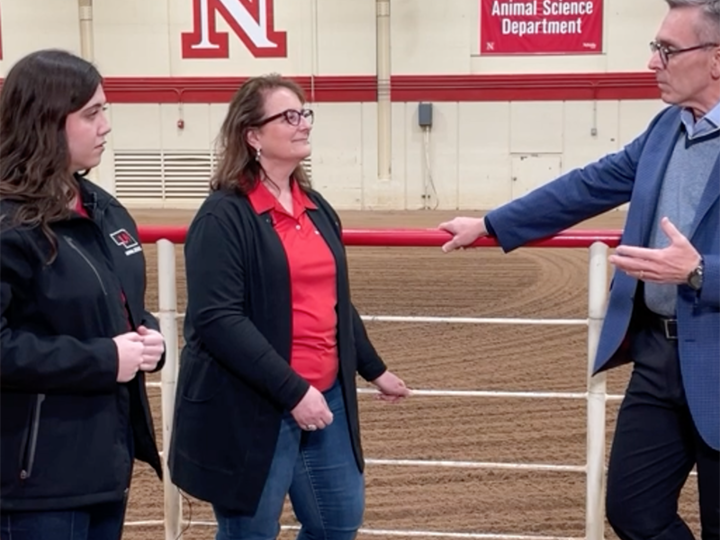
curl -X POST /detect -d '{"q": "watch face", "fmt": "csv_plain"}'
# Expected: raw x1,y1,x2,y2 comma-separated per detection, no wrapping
688,267,703,290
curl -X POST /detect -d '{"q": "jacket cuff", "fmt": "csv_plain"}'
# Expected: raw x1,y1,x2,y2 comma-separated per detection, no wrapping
360,363,387,383
277,376,311,411
699,255,719,308
484,215,497,237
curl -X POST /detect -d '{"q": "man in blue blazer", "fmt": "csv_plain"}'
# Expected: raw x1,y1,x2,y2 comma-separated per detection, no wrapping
439,1,719,539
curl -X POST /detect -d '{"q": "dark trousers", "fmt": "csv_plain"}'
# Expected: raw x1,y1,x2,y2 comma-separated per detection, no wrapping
606,307,720,540
0,500,127,540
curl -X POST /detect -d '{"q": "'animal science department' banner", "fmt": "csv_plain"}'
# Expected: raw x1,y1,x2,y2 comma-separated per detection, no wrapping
480,0,603,54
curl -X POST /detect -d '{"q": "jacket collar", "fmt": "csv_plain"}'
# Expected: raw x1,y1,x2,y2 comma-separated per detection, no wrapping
75,173,115,214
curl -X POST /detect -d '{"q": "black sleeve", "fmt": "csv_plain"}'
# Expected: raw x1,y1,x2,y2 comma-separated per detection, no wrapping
0,228,118,394
352,305,388,382
184,214,309,410
128,210,165,372
140,310,165,372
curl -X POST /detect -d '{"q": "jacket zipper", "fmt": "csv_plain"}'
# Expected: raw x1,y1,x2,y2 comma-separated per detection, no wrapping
64,236,108,296
20,394,46,480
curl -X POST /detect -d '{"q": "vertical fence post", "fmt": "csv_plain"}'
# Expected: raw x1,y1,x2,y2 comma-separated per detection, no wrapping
586,241,609,540
157,239,182,539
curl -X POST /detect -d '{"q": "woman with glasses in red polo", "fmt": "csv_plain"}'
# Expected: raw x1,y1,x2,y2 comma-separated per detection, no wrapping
168,74,411,540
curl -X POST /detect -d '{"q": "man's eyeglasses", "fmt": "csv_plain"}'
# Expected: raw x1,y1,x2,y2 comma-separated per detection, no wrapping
255,108,314,127
649,40,718,66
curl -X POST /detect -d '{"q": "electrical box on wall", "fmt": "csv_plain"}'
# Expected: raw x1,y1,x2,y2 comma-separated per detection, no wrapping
418,102,433,128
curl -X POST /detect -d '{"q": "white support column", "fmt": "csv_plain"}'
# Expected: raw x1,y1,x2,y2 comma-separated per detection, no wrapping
585,242,609,540
78,0,94,62
157,240,182,539
376,0,391,183
78,0,104,186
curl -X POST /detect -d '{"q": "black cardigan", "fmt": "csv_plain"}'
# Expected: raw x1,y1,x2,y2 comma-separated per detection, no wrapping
168,187,387,514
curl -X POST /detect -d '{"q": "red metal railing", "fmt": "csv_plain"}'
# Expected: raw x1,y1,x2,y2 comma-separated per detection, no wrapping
138,226,622,248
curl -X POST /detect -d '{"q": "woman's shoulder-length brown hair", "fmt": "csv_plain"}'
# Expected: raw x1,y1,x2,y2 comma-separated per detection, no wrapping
0,49,103,262
210,74,311,195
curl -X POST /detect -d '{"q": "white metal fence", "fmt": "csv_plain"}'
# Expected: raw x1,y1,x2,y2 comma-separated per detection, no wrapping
133,238,615,540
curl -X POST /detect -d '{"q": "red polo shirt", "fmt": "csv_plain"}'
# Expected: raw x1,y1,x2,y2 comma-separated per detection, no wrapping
248,180,339,391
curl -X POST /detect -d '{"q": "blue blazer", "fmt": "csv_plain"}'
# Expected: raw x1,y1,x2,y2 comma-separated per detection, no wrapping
486,106,720,450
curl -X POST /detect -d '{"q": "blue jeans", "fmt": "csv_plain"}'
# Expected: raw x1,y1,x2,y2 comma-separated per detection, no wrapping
0,500,127,540
214,380,364,540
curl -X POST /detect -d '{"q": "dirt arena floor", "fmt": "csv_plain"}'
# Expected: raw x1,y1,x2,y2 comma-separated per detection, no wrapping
122,208,701,540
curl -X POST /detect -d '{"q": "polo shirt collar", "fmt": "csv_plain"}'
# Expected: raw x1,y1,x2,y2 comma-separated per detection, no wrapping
247,178,317,217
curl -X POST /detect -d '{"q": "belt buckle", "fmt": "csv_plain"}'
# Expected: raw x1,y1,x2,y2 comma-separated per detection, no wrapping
663,319,678,340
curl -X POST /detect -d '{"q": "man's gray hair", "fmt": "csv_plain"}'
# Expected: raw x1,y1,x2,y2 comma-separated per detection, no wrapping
665,0,720,40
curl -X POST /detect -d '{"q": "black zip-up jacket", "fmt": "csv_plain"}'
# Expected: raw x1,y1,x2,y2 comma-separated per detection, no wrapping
0,176,163,511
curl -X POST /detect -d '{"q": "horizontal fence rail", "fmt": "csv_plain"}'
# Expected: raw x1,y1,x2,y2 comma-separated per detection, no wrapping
136,225,621,540
124,520,583,540
138,225,623,248
145,379,624,401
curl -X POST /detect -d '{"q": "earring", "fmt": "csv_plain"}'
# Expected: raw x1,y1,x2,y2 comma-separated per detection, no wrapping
255,147,261,161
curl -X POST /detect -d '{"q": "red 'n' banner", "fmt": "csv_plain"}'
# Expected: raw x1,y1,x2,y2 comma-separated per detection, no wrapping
480,0,603,55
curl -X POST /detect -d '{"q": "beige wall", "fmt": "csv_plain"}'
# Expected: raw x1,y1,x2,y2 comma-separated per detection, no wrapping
0,0,667,76
101,98,666,210
90,0,378,77
0,0,80,67
0,0,671,210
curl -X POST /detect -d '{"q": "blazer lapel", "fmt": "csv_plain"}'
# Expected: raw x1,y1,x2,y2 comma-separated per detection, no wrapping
690,155,720,238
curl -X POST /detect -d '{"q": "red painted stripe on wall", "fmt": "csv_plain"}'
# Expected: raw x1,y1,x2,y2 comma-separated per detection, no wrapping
102,76,377,103
0,73,660,103
391,72,659,101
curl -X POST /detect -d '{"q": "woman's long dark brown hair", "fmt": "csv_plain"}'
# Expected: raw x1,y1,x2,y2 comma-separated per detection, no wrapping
211,74,311,194
0,49,102,262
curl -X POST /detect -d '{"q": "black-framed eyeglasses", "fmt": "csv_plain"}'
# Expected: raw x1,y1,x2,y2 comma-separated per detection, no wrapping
649,40,719,66
255,108,314,127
